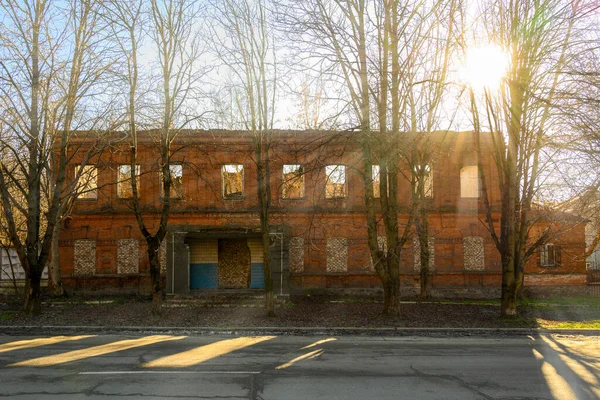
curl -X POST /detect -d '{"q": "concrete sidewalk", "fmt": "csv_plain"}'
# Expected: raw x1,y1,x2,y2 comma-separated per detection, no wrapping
1,324,599,337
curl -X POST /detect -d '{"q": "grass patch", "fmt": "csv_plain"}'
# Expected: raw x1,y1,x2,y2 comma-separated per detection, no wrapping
440,299,499,306
0,311,17,321
519,295,600,308
498,316,538,328
536,318,600,329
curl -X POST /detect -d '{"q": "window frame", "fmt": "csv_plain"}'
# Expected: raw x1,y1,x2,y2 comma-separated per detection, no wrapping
282,164,305,199
222,164,244,199
540,243,559,267
325,164,347,199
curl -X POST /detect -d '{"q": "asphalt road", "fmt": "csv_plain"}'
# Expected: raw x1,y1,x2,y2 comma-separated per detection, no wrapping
0,333,598,399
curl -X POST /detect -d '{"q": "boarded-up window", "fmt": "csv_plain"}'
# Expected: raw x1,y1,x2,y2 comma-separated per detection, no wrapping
160,164,183,199
118,165,140,199
460,166,479,198
283,164,304,199
327,237,348,272
541,244,560,267
222,164,244,199
76,165,98,199
373,165,381,198
325,165,346,198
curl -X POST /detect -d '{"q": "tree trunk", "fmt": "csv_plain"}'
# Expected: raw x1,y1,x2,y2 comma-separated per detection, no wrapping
501,253,518,317
24,274,42,315
417,211,431,299
501,283,518,317
147,243,163,316
420,265,431,299
382,280,390,312
383,277,400,316
50,224,65,297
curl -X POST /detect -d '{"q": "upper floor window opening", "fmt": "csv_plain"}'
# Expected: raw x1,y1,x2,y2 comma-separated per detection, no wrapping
460,165,480,198
75,165,97,200
282,164,304,199
160,164,183,199
325,165,347,199
118,164,140,199
222,164,244,199
414,164,433,198
372,165,381,198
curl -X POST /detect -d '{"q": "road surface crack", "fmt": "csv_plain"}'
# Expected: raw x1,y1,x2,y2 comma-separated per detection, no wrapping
410,366,495,400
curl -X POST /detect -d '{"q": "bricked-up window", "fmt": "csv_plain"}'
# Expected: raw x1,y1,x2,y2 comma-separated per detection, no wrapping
118,165,140,199
75,165,97,199
415,164,433,198
463,236,485,270
289,237,305,273
413,236,435,272
325,165,346,198
160,164,183,199
460,166,479,198
282,164,304,199
222,164,244,199
541,243,561,267
73,239,96,275
117,238,139,274
372,165,381,198
327,237,348,272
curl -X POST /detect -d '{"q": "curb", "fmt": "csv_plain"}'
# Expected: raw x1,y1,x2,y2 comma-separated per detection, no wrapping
1,325,599,337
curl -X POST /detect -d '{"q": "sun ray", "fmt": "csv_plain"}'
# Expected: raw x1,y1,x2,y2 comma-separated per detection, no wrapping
0,336,95,354
143,336,276,368
276,349,324,370
10,335,185,367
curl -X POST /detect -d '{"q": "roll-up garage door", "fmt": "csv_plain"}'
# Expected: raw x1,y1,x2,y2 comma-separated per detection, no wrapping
247,238,265,289
189,239,218,289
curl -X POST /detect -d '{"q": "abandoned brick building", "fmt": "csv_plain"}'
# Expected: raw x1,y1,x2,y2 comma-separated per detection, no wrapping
55,130,588,297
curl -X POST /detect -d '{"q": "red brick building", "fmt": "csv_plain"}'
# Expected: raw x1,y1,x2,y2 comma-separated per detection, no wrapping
57,130,588,297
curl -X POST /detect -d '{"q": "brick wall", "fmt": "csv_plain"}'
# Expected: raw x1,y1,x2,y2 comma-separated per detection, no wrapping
57,130,588,295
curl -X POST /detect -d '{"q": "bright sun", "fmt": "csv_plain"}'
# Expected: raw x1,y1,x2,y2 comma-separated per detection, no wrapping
463,45,509,90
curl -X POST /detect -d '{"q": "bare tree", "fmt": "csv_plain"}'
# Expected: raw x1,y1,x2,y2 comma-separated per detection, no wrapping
0,0,114,314
465,0,595,316
211,0,278,316
106,0,205,315
398,0,462,299
278,0,463,315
